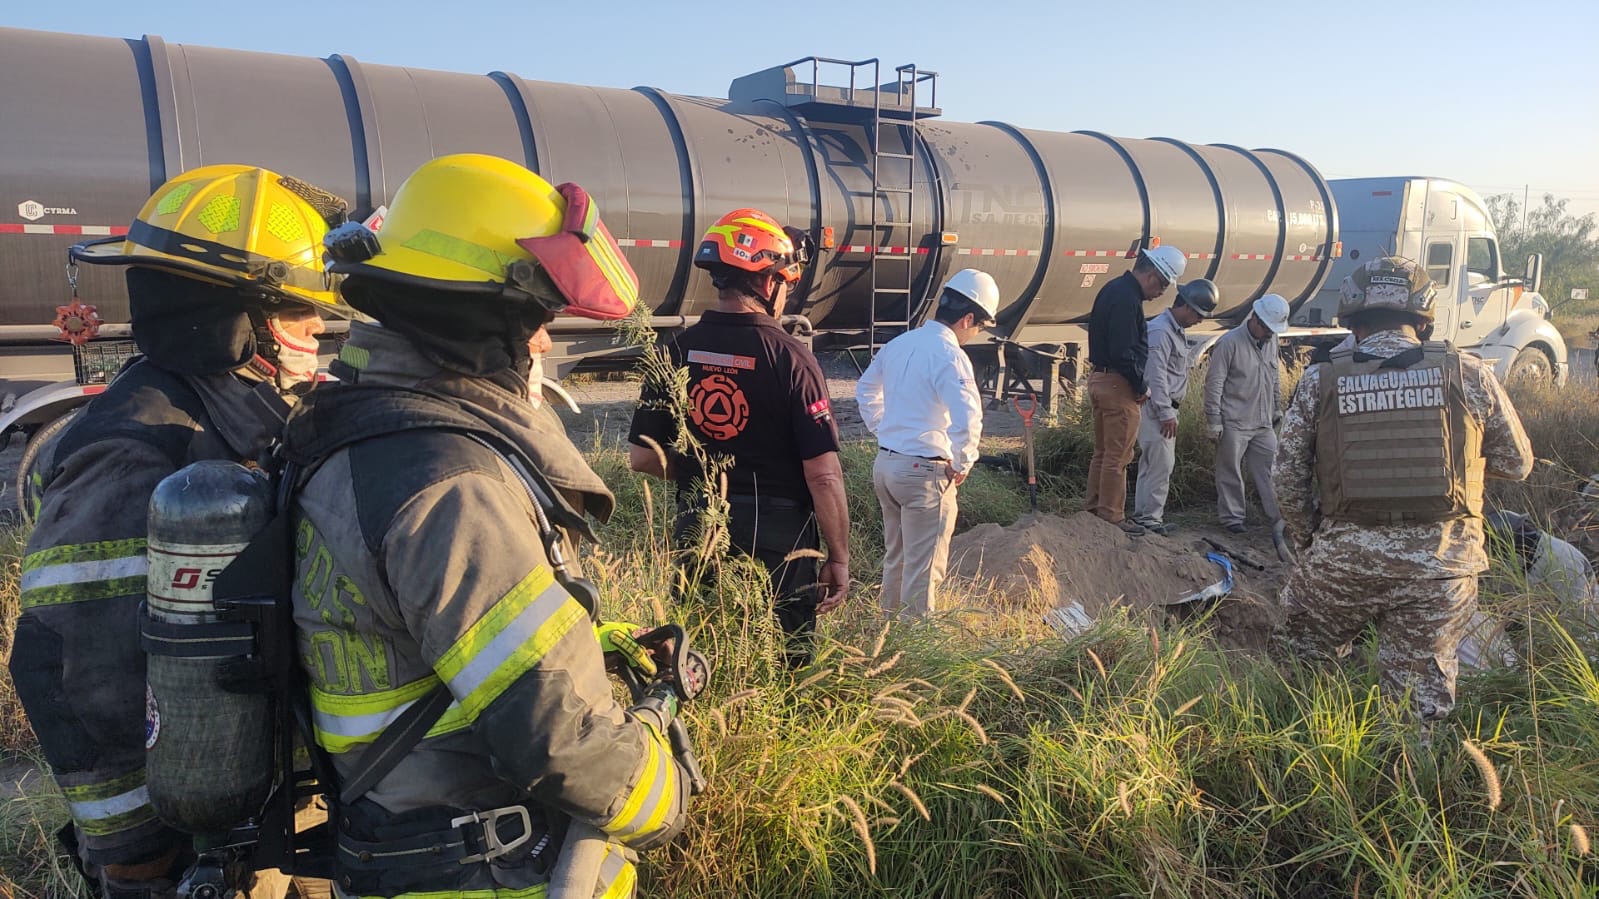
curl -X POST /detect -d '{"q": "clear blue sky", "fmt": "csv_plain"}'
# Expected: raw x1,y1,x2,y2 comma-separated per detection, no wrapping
9,0,1598,218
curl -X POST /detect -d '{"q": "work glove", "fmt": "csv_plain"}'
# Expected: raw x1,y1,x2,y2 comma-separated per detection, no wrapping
1207,423,1223,441
596,621,657,678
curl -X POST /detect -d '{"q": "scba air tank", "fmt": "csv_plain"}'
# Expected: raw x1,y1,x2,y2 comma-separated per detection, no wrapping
143,460,276,835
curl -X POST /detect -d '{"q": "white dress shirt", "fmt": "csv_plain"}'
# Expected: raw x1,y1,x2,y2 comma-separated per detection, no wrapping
856,321,984,473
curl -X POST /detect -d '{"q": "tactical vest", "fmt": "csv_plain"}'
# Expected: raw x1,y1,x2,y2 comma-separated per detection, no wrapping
1313,341,1484,525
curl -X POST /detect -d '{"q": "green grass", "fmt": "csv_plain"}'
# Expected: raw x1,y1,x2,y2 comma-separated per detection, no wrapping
3,377,1599,898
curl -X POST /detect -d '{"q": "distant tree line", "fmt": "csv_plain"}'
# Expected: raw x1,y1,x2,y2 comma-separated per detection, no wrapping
1485,194,1599,330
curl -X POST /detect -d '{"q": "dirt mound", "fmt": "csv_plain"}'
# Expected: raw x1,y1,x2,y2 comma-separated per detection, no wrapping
948,511,1276,650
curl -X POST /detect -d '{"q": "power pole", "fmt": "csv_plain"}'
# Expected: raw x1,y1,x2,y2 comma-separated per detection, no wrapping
1522,184,1529,233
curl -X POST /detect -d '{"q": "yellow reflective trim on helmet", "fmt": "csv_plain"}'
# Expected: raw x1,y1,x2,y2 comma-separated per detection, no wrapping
584,235,640,308
197,195,242,234
731,214,787,239
579,195,599,238
705,223,741,247
401,229,516,279
154,182,196,216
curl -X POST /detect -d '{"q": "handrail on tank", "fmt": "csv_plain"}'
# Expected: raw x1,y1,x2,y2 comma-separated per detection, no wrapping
895,63,939,111
776,56,882,106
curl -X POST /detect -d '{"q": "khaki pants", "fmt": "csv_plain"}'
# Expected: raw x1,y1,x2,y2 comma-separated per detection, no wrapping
873,450,959,617
246,799,333,899
1132,404,1176,526
1215,426,1281,527
1085,371,1140,523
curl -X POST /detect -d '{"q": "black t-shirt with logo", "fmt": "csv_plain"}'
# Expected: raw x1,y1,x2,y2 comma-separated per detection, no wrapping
628,310,839,504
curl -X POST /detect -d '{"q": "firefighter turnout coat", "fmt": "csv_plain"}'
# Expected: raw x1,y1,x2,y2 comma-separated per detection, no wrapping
280,323,687,897
10,360,287,866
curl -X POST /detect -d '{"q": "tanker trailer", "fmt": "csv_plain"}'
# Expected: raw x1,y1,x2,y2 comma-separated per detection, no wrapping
0,31,1335,458
1,27,1556,517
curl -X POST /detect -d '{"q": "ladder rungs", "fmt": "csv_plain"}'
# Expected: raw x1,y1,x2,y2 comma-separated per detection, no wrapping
875,151,916,160
875,186,914,194
872,321,912,327
871,221,914,228
872,288,913,295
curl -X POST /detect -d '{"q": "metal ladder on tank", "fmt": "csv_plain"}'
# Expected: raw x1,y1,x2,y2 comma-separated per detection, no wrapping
866,63,938,356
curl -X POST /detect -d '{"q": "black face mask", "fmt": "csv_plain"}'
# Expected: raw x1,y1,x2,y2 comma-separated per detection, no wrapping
342,277,550,386
126,268,257,375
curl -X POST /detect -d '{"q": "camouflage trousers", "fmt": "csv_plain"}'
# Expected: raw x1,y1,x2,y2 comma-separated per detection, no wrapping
1274,567,1478,720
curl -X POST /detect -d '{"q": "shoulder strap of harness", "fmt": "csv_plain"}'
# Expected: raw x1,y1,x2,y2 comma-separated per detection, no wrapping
226,384,604,822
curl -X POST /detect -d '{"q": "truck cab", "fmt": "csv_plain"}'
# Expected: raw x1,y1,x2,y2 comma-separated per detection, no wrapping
1300,177,1568,385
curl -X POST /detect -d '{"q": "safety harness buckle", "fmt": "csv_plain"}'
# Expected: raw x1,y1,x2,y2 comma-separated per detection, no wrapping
451,804,534,865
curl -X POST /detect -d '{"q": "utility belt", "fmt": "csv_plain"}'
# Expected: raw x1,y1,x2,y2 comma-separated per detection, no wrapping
879,447,950,463
334,800,556,895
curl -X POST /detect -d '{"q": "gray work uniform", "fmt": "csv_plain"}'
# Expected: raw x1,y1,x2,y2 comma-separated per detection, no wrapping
1204,322,1283,527
1133,309,1191,526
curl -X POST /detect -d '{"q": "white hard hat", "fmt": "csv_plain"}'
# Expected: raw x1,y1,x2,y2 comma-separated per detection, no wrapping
1252,293,1291,334
1139,245,1187,285
943,268,999,323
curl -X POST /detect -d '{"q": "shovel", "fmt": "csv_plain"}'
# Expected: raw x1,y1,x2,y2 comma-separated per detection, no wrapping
1013,393,1038,512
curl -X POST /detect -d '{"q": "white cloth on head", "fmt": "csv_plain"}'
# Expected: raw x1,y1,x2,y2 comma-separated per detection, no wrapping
1530,533,1599,606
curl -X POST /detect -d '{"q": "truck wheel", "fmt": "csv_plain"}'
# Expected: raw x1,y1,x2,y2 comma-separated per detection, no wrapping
16,409,79,526
1506,347,1553,385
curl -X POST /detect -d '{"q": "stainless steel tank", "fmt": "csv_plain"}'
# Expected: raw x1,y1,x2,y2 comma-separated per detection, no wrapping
0,27,1338,347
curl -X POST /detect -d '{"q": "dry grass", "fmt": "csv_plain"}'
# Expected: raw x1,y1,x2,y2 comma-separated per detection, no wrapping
1494,379,1599,523
1,367,1597,897
0,525,35,752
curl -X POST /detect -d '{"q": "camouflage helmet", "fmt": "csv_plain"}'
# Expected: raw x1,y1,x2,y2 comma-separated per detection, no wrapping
1337,256,1438,325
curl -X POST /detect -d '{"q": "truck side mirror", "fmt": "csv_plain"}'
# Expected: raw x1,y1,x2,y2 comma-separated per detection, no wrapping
1524,254,1543,295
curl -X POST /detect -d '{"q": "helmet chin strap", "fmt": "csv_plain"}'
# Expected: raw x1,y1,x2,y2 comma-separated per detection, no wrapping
733,274,781,318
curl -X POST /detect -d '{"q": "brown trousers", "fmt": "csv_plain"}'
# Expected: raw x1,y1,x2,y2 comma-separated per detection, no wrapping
1085,371,1140,523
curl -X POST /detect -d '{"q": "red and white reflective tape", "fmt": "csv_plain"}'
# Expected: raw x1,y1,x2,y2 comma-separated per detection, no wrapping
0,224,129,236
1281,254,1323,262
957,247,1039,257
614,238,684,248
1062,249,1134,258
840,245,931,255
1185,252,1219,260
1231,253,1274,261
